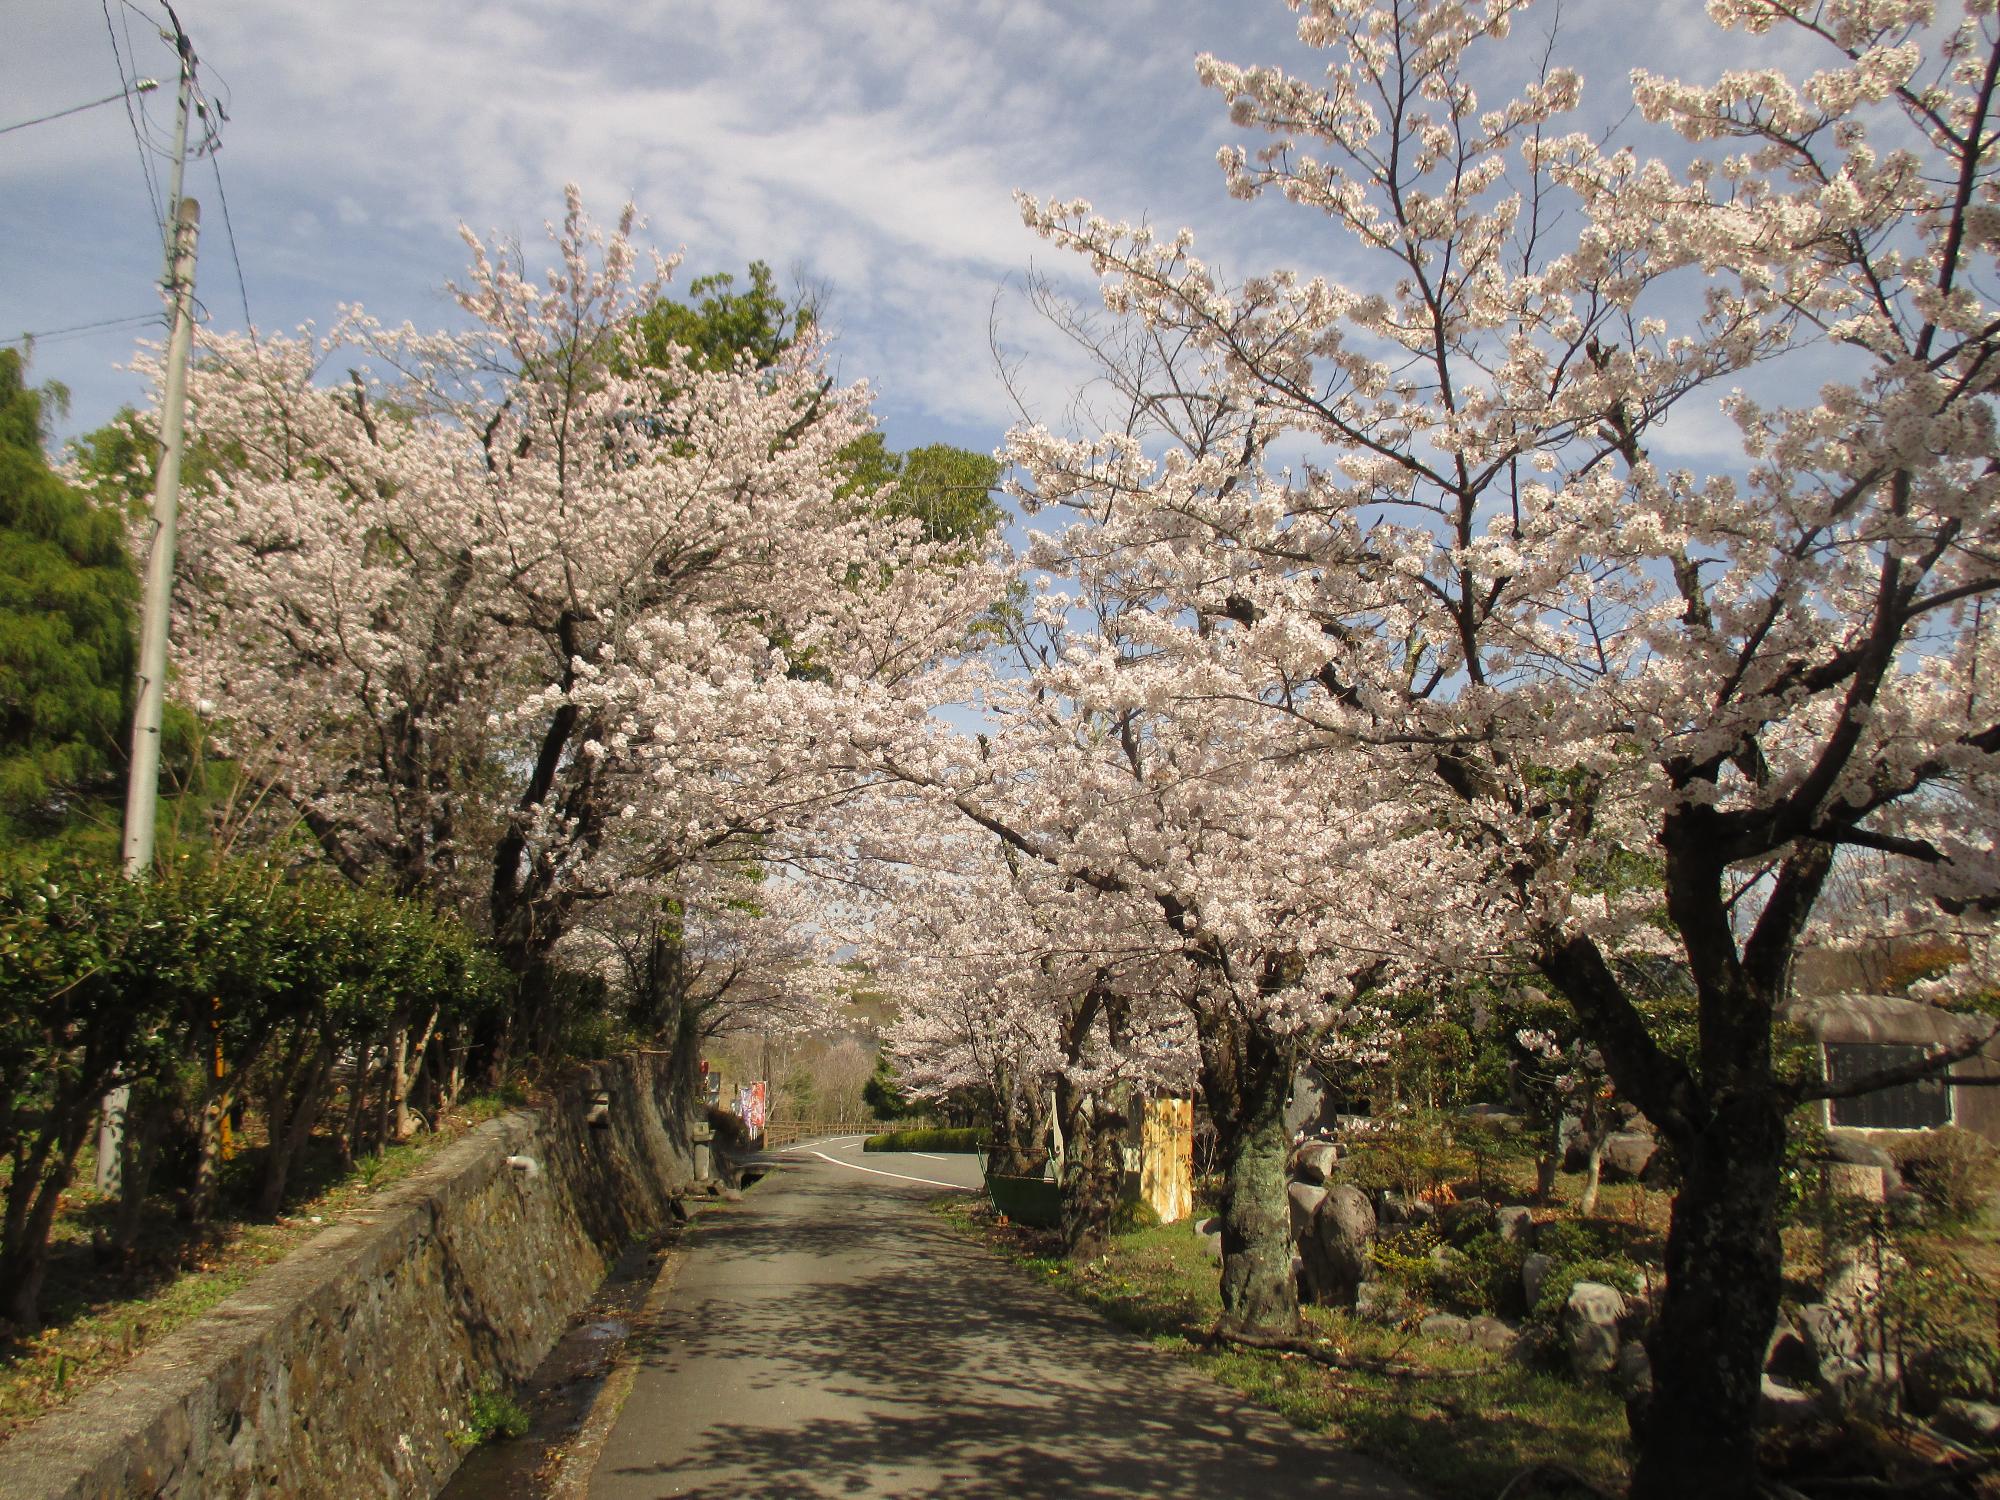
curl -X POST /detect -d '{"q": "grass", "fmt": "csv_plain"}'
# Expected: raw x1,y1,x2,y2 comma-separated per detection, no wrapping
0,1089,525,1445
934,1197,1632,1500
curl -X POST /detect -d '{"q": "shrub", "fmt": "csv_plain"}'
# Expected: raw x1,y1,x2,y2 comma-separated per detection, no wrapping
1530,1255,1643,1326
454,1380,531,1447
863,1126,986,1153
1890,1127,1999,1225
1444,1230,1529,1317
1108,1197,1162,1234
1340,1111,1473,1202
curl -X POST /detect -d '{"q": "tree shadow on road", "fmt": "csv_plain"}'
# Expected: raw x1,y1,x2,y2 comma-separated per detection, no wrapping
598,1162,1423,1499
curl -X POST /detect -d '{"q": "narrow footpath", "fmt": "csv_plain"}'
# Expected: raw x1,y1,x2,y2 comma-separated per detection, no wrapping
586,1136,1427,1499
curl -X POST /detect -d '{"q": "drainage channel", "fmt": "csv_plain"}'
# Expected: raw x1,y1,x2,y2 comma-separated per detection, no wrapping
435,1226,682,1500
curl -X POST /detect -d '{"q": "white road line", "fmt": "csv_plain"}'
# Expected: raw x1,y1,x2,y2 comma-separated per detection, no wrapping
807,1149,970,1191
910,1152,947,1160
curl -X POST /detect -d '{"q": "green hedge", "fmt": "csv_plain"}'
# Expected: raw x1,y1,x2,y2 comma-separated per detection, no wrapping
863,1126,986,1153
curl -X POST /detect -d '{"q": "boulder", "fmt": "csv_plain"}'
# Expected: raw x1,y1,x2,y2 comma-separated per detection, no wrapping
1300,1183,1376,1307
1934,1398,2000,1446
1521,1252,1554,1311
1355,1282,1405,1322
1469,1315,1519,1355
1758,1376,1819,1429
1614,1340,1653,1399
1820,1353,1902,1420
1284,1065,1339,1138
1440,1196,1497,1244
1564,1281,1627,1377
1496,1206,1536,1245
1198,1225,1223,1262
1901,1347,1959,1418
1599,1132,1659,1182
1763,1320,1819,1388
1288,1180,1328,1244
1420,1313,1472,1344
1794,1301,1859,1363
1293,1141,1340,1187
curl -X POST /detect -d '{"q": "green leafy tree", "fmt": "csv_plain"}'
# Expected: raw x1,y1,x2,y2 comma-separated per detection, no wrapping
0,352,136,829
627,260,808,375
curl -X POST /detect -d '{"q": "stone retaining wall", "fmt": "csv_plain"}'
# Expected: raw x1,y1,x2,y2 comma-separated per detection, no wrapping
0,1054,692,1500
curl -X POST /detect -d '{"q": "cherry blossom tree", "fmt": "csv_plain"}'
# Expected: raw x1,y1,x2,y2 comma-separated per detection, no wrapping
1008,1,2000,1491
168,190,1003,1074
845,571,1482,1324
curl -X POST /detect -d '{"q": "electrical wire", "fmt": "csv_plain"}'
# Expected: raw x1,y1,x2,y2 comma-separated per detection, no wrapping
0,83,159,138
207,148,256,340
1,313,165,349
100,0,164,238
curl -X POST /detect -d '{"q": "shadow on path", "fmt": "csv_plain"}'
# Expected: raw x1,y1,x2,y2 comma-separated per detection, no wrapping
592,1155,1424,1499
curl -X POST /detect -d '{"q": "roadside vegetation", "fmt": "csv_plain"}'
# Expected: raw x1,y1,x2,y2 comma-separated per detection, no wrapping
940,1099,2000,1500
863,1127,986,1153
0,1086,523,1442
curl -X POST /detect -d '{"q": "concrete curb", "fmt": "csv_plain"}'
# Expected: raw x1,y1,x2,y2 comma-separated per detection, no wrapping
545,1231,693,1499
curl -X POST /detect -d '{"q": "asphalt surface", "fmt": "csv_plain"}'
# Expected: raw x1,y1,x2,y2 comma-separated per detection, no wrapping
586,1135,1428,1500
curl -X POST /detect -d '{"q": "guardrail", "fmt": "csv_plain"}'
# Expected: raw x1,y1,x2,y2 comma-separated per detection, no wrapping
761,1118,877,1149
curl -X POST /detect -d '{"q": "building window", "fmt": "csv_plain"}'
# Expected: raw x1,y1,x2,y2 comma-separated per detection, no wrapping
1825,1043,1952,1130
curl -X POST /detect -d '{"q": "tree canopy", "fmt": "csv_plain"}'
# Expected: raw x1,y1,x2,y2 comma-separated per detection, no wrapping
0,350,135,829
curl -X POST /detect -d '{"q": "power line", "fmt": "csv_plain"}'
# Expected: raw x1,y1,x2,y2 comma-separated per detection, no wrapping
99,0,164,239
1,312,164,348
207,148,255,339
0,80,160,137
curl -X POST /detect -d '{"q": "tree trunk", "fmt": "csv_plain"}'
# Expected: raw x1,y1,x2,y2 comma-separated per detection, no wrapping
1579,1137,1605,1217
1056,1077,1127,1259
259,1040,338,1219
1198,1009,1299,1338
1630,1094,1787,1500
987,1067,1044,1177
1534,1151,1560,1203
185,1091,226,1226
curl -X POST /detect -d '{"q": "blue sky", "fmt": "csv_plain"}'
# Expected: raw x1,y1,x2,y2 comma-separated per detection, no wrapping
5,0,1755,462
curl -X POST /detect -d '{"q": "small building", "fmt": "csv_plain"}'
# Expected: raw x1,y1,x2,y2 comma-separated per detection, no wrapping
1780,993,2000,1145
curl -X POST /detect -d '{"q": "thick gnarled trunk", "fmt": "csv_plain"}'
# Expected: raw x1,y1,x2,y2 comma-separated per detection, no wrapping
1198,1008,1299,1338
1631,1096,1787,1500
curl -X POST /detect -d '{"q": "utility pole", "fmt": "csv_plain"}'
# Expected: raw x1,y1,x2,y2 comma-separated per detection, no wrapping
99,17,200,1194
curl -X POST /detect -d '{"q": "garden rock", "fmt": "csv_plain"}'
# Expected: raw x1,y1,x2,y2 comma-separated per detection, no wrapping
1420,1312,1472,1343
1468,1315,1518,1355
1794,1301,1859,1363
1820,1353,1902,1420
1758,1376,1819,1429
1563,1281,1626,1376
1599,1131,1658,1182
1354,1282,1405,1322
1521,1252,1554,1311
1934,1398,2000,1446
1763,1321,1819,1388
1440,1196,1496,1244
1300,1184,1375,1307
1495,1205,1535,1245
1614,1340,1653,1398
1900,1346,1964,1418
1293,1141,1339,1186
1198,1225,1222,1262
1288,1180,1328,1243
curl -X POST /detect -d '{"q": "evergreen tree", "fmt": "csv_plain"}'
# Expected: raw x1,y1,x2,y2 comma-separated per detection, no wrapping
0,350,136,827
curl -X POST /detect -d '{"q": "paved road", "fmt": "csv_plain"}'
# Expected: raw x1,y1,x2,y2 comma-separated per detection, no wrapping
587,1135,1427,1500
